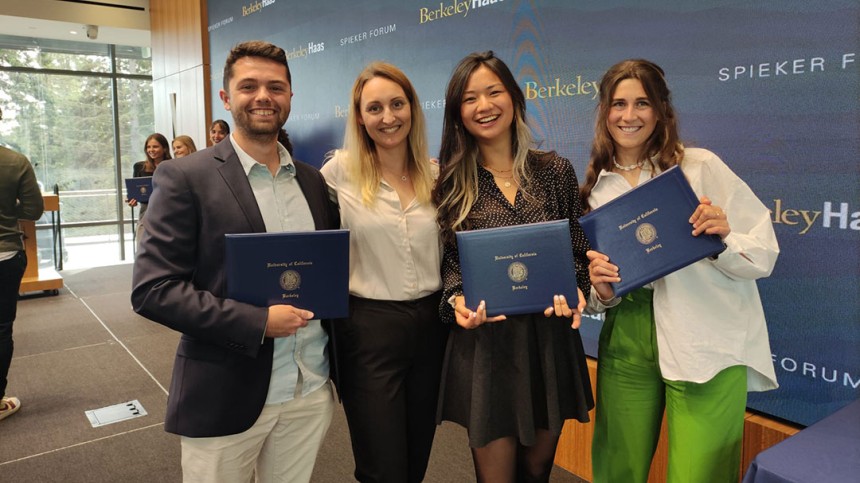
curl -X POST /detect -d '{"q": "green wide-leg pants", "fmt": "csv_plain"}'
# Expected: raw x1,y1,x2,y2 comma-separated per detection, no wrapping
591,288,747,483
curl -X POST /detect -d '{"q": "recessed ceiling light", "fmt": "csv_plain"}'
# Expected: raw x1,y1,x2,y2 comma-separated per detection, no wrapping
70,30,78,34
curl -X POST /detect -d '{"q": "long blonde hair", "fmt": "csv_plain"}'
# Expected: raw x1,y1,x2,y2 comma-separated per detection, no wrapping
172,135,197,156
330,62,433,206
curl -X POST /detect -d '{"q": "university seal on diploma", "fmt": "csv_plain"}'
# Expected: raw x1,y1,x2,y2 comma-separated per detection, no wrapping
125,177,153,203
456,220,578,317
279,270,301,291
225,230,350,318
507,261,528,283
579,166,725,297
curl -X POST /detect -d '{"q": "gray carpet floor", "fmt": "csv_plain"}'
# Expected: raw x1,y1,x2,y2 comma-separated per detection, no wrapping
1,263,586,482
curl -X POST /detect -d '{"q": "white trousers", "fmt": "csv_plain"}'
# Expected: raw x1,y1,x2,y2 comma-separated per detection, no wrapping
180,381,334,483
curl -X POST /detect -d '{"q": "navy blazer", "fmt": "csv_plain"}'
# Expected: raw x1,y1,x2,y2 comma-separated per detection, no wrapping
131,139,339,437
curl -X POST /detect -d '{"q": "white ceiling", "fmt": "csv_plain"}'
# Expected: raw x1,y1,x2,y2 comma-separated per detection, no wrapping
0,0,150,47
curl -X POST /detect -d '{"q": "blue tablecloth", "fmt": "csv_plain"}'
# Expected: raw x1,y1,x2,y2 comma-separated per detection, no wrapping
743,399,860,483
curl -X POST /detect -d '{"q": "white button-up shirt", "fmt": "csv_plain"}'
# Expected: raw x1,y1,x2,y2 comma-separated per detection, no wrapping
320,150,441,301
231,135,329,404
587,148,779,391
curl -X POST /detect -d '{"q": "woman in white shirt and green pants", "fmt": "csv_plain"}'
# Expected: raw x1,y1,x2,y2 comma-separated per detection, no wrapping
581,59,779,483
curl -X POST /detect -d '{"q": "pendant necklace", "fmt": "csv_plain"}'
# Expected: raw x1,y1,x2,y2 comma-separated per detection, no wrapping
494,175,514,188
484,164,514,188
612,156,644,172
383,168,409,182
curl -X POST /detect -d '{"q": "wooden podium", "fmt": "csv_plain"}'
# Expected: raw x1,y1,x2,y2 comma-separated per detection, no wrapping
18,193,63,295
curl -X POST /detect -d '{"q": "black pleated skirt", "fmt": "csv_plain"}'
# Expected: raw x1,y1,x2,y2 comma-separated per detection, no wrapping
436,314,594,448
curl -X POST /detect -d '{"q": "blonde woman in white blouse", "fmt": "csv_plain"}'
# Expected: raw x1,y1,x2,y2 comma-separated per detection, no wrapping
581,59,779,483
319,62,447,483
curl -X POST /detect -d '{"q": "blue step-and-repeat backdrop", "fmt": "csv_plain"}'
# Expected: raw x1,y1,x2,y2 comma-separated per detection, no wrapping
206,0,859,427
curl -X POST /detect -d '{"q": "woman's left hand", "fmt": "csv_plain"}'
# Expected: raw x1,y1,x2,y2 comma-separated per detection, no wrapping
544,288,587,329
690,196,731,239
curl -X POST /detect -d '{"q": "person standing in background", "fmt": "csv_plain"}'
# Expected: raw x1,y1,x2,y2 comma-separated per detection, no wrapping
132,41,338,483
209,119,230,145
320,62,448,483
582,59,779,483
0,107,45,421
128,133,171,213
171,135,197,158
432,51,593,483
129,133,170,252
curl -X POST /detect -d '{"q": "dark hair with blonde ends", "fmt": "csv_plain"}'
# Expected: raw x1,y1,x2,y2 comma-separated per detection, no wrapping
433,51,538,241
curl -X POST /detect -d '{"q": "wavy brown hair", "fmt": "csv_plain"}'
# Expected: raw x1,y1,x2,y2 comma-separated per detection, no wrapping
580,59,684,213
142,133,171,173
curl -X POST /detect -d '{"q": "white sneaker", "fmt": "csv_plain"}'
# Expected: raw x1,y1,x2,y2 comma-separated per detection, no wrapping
0,396,21,421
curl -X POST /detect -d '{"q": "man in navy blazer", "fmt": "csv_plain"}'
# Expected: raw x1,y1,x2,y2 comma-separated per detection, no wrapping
132,41,338,482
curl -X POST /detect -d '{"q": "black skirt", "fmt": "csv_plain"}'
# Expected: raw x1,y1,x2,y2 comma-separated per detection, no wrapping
436,313,594,448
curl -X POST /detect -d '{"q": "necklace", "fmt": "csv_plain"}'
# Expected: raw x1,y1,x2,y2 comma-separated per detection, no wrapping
483,164,516,187
382,169,409,182
492,174,515,188
485,165,512,174
613,156,644,172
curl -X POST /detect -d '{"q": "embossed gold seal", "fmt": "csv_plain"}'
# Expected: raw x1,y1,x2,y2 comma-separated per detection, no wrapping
635,223,657,245
279,270,301,291
507,261,528,283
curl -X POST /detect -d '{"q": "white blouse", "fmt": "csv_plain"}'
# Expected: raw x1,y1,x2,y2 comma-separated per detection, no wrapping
587,148,779,391
320,151,442,301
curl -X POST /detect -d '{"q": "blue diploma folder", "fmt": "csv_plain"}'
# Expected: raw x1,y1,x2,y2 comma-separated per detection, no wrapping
578,165,726,298
456,219,578,317
125,177,153,203
225,230,349,319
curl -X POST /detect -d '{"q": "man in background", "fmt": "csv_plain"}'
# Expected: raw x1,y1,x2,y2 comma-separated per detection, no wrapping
131,41,338,482
0,107,45,422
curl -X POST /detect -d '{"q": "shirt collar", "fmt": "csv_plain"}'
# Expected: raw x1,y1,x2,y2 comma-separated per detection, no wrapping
229,133,296,177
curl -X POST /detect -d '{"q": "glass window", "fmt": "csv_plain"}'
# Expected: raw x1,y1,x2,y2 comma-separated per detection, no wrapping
115,45,152,76
0,34,153,269
0,35,111,72
118,77,155,178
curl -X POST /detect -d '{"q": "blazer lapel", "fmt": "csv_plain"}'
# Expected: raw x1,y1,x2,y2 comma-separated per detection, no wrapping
293,160,328,230
213,141,267,233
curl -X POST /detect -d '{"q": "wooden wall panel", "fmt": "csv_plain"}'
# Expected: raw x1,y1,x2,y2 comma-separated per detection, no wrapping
554,358,802,482
742,413,800,471
149,0,211,147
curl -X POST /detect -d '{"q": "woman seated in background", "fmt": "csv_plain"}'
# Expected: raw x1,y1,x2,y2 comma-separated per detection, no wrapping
320,61,448,483
171,135,197,158
582,59,779,483
209,119,230,145
432,51,593,483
